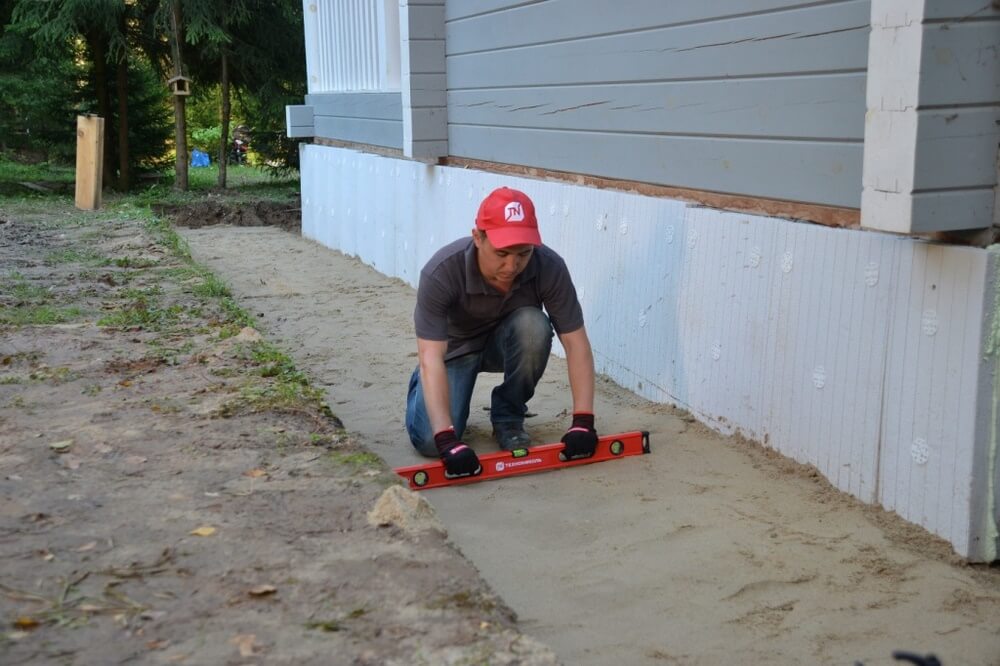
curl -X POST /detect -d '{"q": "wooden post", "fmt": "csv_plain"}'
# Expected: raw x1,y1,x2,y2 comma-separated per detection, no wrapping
75,115,104,210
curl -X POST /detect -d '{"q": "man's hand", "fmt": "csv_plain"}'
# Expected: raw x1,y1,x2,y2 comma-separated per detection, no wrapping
561,412,598,460
434,428,481,478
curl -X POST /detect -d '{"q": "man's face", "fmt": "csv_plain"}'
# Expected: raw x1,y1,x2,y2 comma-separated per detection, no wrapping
472,230,535,287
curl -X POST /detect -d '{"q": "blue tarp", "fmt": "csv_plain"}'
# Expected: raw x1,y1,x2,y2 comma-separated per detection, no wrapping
190,149,210,167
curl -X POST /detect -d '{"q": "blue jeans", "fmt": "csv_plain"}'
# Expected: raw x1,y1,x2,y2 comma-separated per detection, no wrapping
406,307,554,457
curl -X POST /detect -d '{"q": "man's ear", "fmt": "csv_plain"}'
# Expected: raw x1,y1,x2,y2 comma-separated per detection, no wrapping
471,228,484,247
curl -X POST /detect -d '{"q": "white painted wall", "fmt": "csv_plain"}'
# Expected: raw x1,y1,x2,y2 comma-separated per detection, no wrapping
300,142,999,561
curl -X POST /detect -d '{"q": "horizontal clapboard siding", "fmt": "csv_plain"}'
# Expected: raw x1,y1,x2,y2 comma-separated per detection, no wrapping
912,4,1000,230
444,0,871,208
307,91,403,149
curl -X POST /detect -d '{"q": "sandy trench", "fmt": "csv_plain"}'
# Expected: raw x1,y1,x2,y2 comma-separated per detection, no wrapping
180,223,1000,666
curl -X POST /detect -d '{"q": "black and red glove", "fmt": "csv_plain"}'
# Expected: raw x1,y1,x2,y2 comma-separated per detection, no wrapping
434,428,481,479
560,412,598,460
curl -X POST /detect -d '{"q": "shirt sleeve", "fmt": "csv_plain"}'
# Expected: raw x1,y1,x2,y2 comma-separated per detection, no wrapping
539,253,584,335
413,269,453,341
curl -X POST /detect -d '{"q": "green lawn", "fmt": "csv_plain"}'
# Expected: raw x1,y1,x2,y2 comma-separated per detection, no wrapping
0,154,299,206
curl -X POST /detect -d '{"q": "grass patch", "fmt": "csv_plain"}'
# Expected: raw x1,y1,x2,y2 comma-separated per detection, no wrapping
0,305,83,326
97,295,184,331
192,272,231,298
216,341,333,420
5,272,50,303
329,450,383,469
43,247,106,267
0,156,74,183
132,164,299,207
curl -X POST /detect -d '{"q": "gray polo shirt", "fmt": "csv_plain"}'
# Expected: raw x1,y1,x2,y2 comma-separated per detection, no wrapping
414,237,584,360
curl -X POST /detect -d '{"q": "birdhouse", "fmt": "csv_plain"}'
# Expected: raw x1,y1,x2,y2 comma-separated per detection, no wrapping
167,75,191,96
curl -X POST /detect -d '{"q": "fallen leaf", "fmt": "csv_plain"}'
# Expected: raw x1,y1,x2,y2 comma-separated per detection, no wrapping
6,631,29,641
189,526,216,537
248,584,276,597
230,633,257,657
243,468,267,478
48,440,73,453
479,621,491,630
39,549,54,561
146,639,170,650
119,379,132,387
13,617,39,630
76,541,98,552
79,604,104,612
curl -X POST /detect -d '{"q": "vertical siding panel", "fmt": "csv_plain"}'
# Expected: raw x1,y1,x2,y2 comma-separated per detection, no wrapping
331,2,344,89
674,206,692,409
946,252,984,551
842,232,868,497
837,230,858,492
719,214,740,431
832,231,856,491
731,214,749,432
916,246,945,529
753,216,774,447
931,250,960,540
779,221,801,461
765,219,789,454
762,219,787,451
884,245,916,514
821,231,845,487
789,222,812,463
880,242,904,513
690,208,712,419
806,228,830,472
752,216,774,440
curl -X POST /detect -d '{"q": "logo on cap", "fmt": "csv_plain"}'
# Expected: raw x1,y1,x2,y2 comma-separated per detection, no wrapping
504,202,524,223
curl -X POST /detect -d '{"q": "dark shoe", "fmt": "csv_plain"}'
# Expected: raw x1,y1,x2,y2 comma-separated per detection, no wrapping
493,423,531,451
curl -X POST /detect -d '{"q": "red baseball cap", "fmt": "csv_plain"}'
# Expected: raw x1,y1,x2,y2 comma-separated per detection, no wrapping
475,187,541,248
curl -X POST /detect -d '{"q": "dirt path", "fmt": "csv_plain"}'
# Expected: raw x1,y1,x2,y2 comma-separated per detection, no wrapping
180,222,1000,666
0,200,557,665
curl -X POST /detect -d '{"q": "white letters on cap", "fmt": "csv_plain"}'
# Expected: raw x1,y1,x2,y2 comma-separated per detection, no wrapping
504,201,524,223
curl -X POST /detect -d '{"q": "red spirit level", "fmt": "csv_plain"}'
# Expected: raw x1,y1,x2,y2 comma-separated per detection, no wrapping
394,431,650,490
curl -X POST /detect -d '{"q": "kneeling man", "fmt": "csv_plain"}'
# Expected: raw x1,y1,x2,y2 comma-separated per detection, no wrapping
405,186,599,478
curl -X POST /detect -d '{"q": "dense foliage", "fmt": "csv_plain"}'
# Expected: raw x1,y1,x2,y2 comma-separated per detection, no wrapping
0,0,305,189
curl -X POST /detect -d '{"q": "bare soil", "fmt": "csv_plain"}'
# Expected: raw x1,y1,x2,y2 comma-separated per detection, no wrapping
153,200,301,232
0,199,557,665
176,208,1000,666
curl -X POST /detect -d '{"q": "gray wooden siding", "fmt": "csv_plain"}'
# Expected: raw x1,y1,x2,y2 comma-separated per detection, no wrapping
913,3,999,229
307,92,403,149
445,0,871,208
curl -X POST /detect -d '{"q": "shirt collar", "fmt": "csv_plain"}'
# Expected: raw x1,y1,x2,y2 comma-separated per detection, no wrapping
463,238,539,295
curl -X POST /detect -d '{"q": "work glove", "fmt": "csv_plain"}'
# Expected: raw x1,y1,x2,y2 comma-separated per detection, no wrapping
560,412,598,460
434,428,481,479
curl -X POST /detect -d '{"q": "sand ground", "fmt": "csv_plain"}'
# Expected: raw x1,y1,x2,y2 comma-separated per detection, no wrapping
179,223,1000,666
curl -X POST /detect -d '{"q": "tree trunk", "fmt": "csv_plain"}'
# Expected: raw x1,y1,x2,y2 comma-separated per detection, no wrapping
170,0,188,191
88,32,112,189
115,53,130,191
218,52,230,189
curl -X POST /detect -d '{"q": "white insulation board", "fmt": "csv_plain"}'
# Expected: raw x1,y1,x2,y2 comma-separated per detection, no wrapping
299,143,998,560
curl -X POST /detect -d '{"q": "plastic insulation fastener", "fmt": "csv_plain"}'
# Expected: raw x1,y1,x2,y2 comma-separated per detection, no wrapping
394,431,650,490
